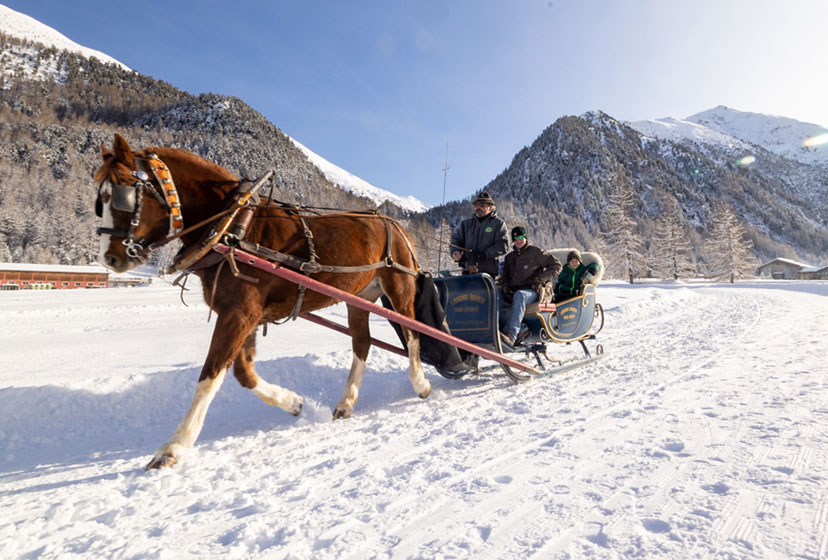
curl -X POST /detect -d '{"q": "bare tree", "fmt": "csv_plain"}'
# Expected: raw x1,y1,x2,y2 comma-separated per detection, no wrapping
597,169,646,283
706,201,756,283
652,199,695,280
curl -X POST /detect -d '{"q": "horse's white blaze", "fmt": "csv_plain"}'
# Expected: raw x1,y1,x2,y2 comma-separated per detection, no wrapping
97,180,115,265
252,379,301,412
405,331,430,396
152,368,227,462
337,356,366,413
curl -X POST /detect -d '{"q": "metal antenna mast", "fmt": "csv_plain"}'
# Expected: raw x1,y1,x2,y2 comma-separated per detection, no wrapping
437,141,455,272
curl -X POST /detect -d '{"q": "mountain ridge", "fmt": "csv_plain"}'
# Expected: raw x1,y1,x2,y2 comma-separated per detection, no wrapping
0,3,425,214
1,4,826,273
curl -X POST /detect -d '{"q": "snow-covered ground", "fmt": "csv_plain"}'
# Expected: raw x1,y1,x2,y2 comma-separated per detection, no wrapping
1,279,827,559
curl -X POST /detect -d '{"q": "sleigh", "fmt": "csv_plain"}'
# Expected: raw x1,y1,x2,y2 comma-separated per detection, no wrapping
430,272,605,382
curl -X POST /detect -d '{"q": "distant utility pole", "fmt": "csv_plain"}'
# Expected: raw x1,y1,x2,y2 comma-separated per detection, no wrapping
437,141,455,272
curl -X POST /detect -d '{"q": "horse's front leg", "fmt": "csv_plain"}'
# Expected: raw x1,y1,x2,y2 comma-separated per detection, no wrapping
146,310,258,470
233,330,302,415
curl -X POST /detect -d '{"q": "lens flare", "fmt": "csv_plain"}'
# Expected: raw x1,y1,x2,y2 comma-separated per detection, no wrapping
803,132,828,147
737,155,756,166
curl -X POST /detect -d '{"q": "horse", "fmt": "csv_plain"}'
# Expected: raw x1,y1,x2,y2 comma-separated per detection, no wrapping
95,134,430,469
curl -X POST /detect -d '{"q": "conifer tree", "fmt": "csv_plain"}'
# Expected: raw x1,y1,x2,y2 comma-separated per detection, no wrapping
653,199,695,280
597,169,646,283
706,201,756,283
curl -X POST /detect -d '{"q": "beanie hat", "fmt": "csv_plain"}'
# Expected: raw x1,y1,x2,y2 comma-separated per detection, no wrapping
472,192,495,206
511,226,527,240
567,250,582,263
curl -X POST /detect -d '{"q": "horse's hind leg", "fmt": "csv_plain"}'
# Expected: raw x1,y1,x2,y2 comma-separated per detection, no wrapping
401,326,430,400
333,304,372,419
383,274,430,400
233,330,302,415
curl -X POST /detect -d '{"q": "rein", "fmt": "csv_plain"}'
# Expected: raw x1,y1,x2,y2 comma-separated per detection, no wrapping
236,215,418,277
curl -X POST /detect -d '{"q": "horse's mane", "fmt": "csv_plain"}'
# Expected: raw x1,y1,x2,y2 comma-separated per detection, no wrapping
141,147,240,183
95,145,239,185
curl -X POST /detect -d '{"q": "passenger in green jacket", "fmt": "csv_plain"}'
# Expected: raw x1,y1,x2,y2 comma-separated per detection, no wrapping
554,250,600,302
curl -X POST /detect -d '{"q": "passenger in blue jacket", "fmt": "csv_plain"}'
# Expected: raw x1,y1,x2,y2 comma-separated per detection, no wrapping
554,250,600,302
449,192,508,276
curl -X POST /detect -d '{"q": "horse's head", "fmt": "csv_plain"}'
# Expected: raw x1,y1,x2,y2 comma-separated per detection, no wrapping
95,134,182,272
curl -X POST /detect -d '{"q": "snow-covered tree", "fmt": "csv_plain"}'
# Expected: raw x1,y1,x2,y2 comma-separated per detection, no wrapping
597,169,646,283
0,236,11,262
706,202,756,283
652,199,695,280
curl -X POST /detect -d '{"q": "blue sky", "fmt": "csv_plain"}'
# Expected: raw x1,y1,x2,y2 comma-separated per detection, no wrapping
6,0,827,206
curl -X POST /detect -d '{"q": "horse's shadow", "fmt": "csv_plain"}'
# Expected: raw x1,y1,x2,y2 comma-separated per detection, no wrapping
0,354,489,482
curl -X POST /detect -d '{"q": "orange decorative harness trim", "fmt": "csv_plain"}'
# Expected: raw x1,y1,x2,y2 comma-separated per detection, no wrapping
144,153,184,234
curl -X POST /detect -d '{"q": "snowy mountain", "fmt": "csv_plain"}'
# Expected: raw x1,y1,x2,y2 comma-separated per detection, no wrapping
450,109,828,267
0,3,426,215
290,138,429,213
0,5,433,265
631,106,828,167
688,106,828,167
630,116,753,157
0,3,128,70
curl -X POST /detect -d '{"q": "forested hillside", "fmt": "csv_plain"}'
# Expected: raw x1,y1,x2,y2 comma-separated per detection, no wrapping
0,32,383,265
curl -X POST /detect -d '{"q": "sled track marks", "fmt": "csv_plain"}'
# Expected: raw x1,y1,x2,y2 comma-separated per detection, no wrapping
367,288,827,559
344,289,769,558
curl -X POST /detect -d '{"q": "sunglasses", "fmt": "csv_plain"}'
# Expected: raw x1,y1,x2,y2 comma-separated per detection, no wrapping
512,234,526,240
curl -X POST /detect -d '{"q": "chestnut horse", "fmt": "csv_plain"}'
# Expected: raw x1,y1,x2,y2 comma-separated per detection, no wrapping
95,134,430,469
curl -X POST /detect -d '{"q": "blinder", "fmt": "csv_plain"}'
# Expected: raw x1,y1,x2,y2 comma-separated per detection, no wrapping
112,184,138,213
96,168,151,217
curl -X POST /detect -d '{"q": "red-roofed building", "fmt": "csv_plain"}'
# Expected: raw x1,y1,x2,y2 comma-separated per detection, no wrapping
0,263,109,290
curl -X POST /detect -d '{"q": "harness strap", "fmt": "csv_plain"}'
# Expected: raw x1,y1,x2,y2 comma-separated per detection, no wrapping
237,240,418,277
167,170,275,274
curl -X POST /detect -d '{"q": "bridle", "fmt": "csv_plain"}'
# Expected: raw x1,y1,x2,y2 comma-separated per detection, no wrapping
95,153,183,260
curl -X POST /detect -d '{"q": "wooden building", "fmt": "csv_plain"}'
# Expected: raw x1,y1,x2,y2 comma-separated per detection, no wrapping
0,262,109,290
756,258,824,280
800,265,828,280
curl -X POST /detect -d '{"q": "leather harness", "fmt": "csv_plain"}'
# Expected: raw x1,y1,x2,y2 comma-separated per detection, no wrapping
97,153,420,322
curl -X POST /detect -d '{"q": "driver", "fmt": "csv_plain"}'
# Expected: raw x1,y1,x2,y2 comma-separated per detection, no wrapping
449,192,508,276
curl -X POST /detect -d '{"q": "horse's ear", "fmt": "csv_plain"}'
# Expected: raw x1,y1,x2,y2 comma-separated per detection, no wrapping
112,133,135,167
101,142,112,160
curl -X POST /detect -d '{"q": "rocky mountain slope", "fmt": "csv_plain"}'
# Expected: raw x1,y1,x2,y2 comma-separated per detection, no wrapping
427,110,828,269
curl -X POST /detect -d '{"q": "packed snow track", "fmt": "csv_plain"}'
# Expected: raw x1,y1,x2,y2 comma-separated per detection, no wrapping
0,280,826,559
